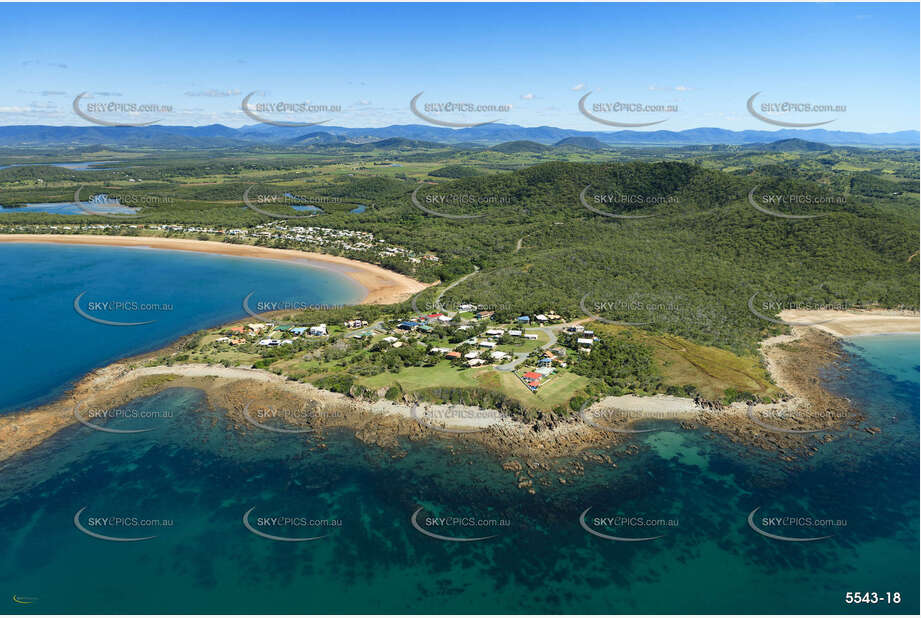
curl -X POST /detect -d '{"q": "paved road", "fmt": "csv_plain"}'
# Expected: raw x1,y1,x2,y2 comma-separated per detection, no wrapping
495,326,559,372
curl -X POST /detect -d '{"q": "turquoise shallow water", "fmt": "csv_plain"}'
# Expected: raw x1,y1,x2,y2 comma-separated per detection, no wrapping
0,335,916,613
0,243,364,413
0,246,917,613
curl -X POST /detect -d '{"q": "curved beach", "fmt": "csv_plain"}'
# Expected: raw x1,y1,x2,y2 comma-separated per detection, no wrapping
0,234,431,305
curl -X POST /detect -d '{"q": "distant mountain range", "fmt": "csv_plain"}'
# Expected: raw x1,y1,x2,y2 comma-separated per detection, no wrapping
0,123,917,148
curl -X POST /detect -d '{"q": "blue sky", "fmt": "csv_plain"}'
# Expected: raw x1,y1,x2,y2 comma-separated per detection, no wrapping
1,2,918,131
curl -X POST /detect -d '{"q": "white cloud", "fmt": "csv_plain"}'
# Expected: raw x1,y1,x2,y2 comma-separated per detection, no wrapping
520,93,535,100
571,83,585,91
185,89,241,97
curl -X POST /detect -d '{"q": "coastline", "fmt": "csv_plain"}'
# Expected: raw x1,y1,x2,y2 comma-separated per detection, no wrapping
777,308,919,338
1,305,915,469
0,234,431,305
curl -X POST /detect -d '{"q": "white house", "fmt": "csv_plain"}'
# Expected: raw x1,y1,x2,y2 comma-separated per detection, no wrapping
430,347,452,354
508,329,522,336
535,314,548,322
479,341,497,349
485,329,505,337
382,336,398,343
523,333,538,340
464,351,480,359
489,351,509,360
577,337,594,346
467,358,486,366
309,323,327,336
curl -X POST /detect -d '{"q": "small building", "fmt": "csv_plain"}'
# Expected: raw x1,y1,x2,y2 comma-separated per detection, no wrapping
485,329,504,337
522,371,542,380
458,303,476,311
430,347,452,354
258,339,280,346
523,333,538,340
290,326,309,336
309,324,328,336
446,351,462,359
437,315,452,323
464,351,480,359
577,337,594,346
478,341,497,349
538,357,553,367
382,336,398,343
397,321,417,331
475,310,494,320
467,358,486,367
517,316,530,323
535,366,553,377
392,341,403,348
535,314,548,322
489,351,509,360
508,329,522,336
229,326,245,334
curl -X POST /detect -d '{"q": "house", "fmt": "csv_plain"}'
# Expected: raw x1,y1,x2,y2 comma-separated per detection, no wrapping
527,380,541,389
445,351,462,359
517,316,530,323
426,313,444,320
522,371,542,380
309,324,328,336
392,341,404,348
523,333,538,340
538,357,553,367
535,314,548,322
430,347,452,354
479,341,497,349
458,303,476,312
584,330,595,336
485,329,504,337
382,336,398,343
248,323,268,334
535,367,553,377
344,319,368,329
467,358,486,367
464,351,480,359
258,339,280,346
577,337,594,346
508,329,522,336
418,324,433,333
489,351,509,360
457,325,472,331
546,312,562,321
229,326,245,334
567,325,585,333
215,336,230,343
464,338,478,345
438,315,452,323
397,321,417,331
290,326,309,336
475,310,494,320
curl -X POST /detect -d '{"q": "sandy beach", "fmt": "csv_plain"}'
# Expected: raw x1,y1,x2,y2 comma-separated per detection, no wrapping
0,234,431,305
778,308,919,337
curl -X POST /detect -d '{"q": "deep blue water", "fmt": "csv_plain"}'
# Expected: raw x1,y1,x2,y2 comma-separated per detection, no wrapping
0,247,917,613
0,243,364,413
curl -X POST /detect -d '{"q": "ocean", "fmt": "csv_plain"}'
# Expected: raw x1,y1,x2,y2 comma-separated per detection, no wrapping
0,243,364,413
0,245,917,614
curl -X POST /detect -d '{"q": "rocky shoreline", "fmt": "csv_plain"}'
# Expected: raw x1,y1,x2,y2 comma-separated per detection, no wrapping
0,319,897,474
